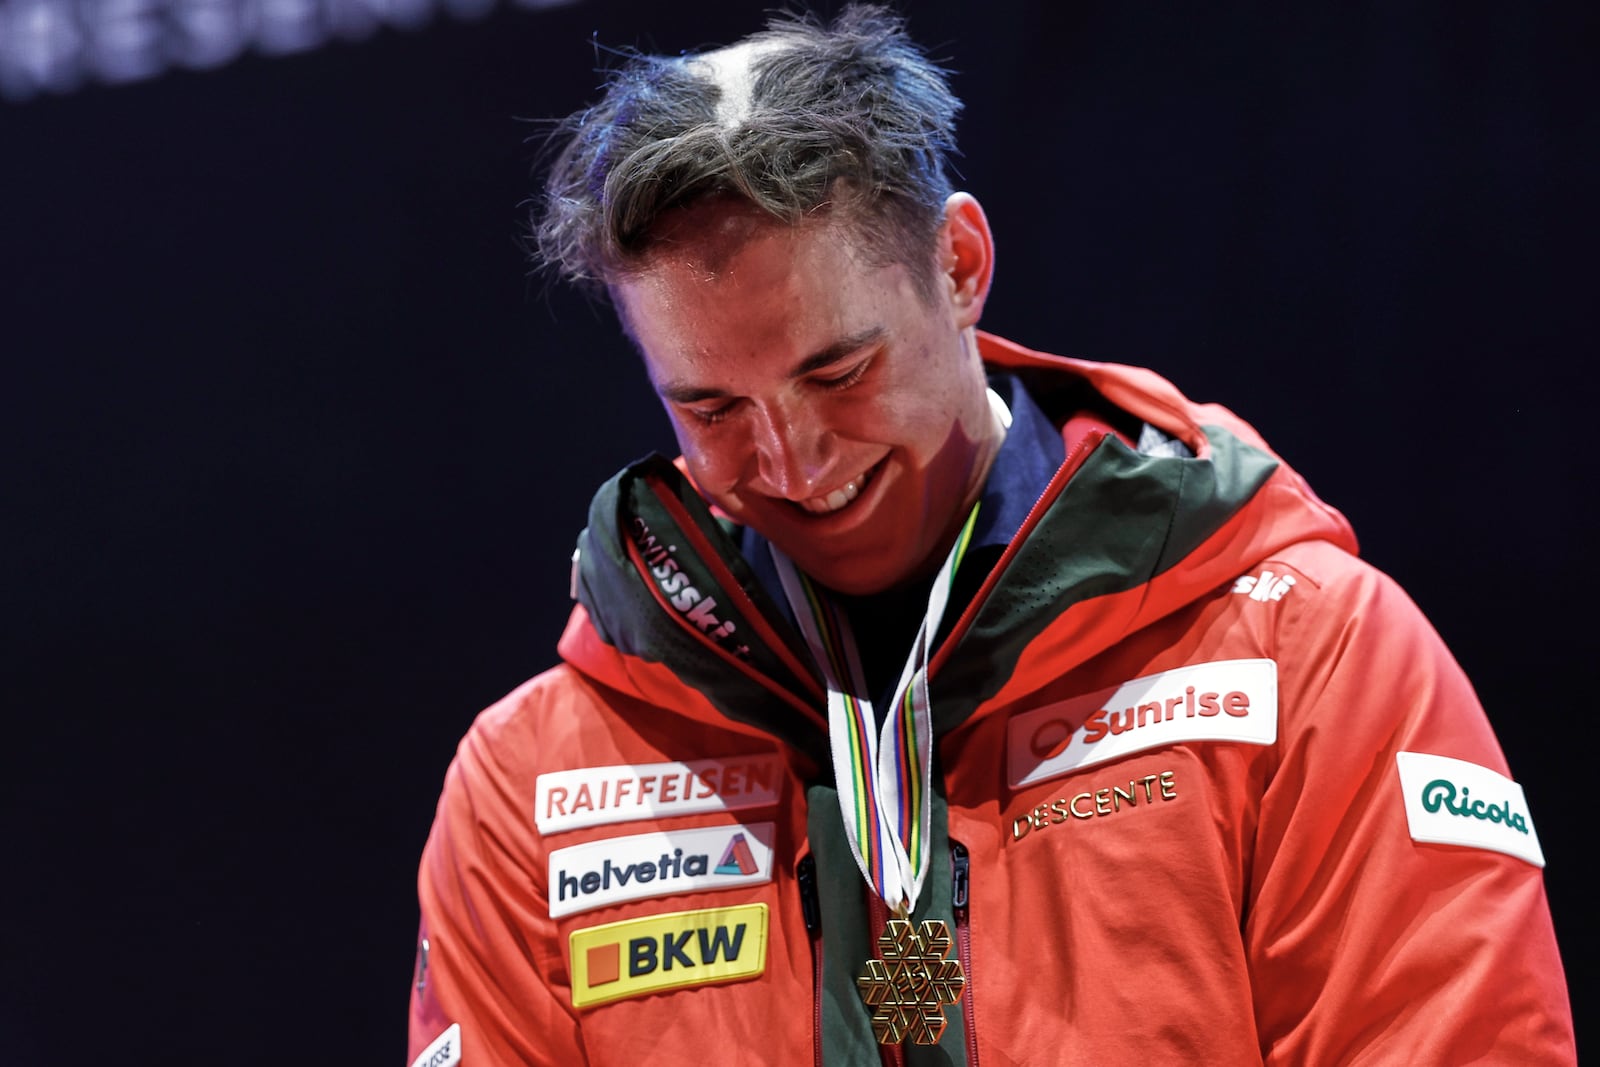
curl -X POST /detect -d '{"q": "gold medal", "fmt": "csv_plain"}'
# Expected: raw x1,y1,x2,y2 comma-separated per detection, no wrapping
856,918,967,1045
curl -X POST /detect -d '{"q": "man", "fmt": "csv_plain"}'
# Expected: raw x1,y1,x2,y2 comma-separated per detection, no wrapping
408,7,1574,1064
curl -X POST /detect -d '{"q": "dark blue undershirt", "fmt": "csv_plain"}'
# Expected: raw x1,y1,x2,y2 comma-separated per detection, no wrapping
742,373,1065,707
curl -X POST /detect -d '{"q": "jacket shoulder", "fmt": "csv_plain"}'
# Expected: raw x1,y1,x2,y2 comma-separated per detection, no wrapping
458,664,610,775
1241,539,1500,755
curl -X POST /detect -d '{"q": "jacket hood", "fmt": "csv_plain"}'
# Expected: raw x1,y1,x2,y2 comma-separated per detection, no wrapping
559,331,1357,756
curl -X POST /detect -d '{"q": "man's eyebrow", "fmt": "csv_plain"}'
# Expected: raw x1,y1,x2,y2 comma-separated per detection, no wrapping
655,327,885,404
788,327,885,379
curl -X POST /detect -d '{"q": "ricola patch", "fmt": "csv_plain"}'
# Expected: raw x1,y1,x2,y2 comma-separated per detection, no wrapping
1395,751,1544,867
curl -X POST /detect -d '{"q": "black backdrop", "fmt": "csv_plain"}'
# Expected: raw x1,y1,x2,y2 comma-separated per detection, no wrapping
4,1,1595,1062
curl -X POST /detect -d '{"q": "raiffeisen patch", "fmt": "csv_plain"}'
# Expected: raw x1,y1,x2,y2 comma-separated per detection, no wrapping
535,755,782,835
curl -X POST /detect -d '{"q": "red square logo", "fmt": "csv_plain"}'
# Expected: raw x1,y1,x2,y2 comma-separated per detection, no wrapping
586,942,620,986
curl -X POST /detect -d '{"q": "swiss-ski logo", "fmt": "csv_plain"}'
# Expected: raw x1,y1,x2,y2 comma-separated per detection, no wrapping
631,516,748,657
1232,567,1296,602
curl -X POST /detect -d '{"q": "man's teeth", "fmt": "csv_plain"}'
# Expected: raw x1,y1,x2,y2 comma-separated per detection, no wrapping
800,470,871,514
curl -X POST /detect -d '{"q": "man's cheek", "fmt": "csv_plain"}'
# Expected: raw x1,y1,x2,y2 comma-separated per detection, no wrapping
682,457,746,515
671,427,722,478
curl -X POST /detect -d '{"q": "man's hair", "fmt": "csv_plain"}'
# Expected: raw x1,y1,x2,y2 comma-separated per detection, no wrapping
532,4,962,298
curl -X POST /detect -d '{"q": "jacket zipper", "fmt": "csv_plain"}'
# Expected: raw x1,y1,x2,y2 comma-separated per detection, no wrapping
931,427,1108,679
798,855,824,1067
951,841,980,1066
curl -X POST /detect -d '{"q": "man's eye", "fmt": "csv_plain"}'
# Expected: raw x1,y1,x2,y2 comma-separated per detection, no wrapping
817,359,871,390
689,402,736,425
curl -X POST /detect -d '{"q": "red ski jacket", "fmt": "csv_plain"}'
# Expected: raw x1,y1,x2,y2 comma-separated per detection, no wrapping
408,333,1573,1065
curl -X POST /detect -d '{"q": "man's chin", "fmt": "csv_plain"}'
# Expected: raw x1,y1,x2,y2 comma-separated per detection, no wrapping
779,545,915,597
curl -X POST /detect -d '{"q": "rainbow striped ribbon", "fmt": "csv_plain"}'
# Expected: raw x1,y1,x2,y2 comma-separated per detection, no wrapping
771,503,981,917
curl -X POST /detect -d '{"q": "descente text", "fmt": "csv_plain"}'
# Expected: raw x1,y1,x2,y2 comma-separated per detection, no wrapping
1013,771,1177,840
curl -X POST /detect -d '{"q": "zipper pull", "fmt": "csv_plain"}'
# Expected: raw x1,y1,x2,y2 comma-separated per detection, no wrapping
797,854,821,935
951,842,970,912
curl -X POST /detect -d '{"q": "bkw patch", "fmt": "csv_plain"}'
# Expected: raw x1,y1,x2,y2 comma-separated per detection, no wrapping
569,904,769,1008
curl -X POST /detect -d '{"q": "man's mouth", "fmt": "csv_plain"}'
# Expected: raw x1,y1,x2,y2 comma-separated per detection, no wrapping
798,462,879,515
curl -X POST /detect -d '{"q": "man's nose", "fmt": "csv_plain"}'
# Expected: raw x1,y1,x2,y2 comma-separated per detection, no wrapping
749,401,834,501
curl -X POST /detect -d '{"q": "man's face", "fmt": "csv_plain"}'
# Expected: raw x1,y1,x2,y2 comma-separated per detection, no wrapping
612,198,1000,596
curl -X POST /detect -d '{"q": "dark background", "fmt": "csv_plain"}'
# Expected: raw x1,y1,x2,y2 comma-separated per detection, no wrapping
4,1,1594,1062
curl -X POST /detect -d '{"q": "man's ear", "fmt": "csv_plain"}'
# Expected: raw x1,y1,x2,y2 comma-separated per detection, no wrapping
940,192,995,328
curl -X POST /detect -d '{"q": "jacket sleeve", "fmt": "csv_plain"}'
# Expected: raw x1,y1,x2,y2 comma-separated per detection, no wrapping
407,703,583,1067
1246,552,1574,1064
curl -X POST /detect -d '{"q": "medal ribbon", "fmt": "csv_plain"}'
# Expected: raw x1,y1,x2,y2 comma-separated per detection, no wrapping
772,503,982,917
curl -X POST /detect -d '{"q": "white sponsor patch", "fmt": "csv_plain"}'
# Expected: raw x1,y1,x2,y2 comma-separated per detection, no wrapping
535,755,782,835
1008,659,1278,787
1395,752,1544,867
410,1023,461,1067
548,822,776,918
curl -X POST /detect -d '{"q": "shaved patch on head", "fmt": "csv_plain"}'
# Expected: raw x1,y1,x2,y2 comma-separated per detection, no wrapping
691,41,782,128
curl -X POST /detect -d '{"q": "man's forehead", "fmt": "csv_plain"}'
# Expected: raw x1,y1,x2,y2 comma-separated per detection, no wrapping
625,199,860,283
611,212,834,351
609,206,900,380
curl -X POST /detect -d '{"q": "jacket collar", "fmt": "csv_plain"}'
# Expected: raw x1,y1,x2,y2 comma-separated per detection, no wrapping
561,331,1357,749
